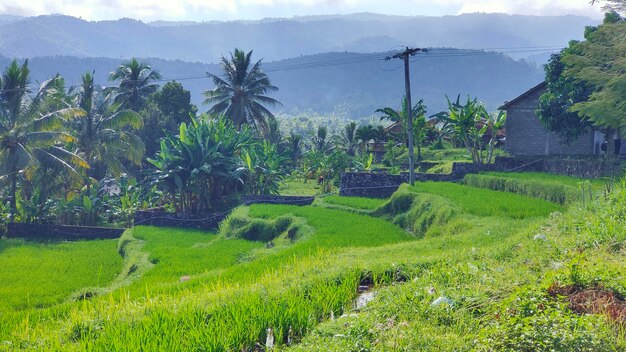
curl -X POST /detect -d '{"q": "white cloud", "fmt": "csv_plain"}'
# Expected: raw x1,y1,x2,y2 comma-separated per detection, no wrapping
0,0,605,21
431,0,604,18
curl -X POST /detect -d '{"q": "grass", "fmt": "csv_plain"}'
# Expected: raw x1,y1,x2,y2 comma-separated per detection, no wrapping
466,172,616,205
2,176,626,350
279,176,324,196
398,147,508,164
127,226,263,294
482,171,608,188
0,239,122,310
320,195,387,211
409,181,563,218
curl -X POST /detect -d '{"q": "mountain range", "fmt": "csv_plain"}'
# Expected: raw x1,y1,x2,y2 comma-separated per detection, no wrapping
0,13,597,63
0,12,596,118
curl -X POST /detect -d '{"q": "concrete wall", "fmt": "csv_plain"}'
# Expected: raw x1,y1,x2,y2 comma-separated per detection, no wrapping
505,86,595,156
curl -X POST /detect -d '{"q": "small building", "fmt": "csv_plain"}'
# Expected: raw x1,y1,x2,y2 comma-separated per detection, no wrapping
500,82,606,156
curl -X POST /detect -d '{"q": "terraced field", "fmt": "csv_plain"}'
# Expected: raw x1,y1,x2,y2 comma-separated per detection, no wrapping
1,174,625,351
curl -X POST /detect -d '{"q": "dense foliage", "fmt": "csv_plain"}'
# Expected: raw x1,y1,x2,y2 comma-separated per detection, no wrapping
537,52,594,143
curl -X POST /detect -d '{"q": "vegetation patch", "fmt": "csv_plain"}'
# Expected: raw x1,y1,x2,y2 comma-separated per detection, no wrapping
425,161,454,174
479,289,618,351
410,181,563,218
464,173,581,204
372,184,458,236
320,195,387,212
220,206,310,243
0,238,123,310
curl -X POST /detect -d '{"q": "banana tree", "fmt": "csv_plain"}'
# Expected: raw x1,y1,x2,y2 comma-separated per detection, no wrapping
436,95,491,164
243,140,288,195
148,115,252,214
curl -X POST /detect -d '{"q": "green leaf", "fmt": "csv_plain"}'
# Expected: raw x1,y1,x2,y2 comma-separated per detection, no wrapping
83,196,93,212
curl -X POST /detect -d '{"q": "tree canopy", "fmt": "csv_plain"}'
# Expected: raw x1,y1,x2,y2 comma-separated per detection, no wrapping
537,52,594,144
562,13,626,132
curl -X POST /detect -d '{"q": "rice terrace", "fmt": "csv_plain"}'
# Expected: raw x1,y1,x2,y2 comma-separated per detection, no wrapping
1,0,626,351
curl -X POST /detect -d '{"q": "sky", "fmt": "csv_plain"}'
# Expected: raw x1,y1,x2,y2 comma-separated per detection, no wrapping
0,0,605,22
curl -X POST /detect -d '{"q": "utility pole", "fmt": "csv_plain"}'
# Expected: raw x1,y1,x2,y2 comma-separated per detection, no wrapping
386,47,427,185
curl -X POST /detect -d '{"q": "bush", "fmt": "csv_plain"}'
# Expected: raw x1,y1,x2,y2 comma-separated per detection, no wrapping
463,174,579,204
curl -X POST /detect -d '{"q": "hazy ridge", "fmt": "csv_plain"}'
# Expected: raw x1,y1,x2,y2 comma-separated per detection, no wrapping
0,49,543,118
0,13,597,63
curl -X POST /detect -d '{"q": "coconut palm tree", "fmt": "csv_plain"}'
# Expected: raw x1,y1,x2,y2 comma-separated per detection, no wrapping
203,49,282,135
312,126,331,153
74,71,145,180
109,58,161,112
286,130,303,166
339,121,358,156
0,60,86,221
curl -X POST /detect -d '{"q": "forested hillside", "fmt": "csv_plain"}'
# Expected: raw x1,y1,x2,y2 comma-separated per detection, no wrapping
0,49,542,118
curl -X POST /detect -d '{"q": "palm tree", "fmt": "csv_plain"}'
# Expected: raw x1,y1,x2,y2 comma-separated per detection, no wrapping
0,60,86,221
204,49,282,135
286,130,303,166
377,97,428,161
109,58,161,112
339,121,358,156
74,71,145,180
312,126,331,153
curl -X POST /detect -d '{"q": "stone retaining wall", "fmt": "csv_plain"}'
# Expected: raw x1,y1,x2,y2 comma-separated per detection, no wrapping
134,196,315,230
243,195,314,206
133,211,227,230
7,223,124,241
340,157,622,198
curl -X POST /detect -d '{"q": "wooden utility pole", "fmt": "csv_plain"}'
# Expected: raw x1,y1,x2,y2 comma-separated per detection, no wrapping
386,47,427,185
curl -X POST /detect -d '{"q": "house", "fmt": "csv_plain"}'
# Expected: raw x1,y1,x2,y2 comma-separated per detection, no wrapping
499,82,612,156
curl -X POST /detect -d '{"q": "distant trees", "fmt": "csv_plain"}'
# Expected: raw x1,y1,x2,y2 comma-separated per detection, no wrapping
204,49,281,136
140,81,197,156
338,121,358,156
